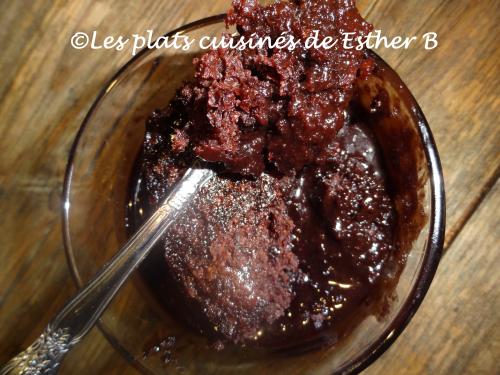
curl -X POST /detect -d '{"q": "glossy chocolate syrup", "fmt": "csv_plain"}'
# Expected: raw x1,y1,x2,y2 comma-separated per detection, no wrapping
128,117,400,351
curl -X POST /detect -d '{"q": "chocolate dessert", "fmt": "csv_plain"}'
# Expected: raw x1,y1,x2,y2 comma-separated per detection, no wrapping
128,0,424,350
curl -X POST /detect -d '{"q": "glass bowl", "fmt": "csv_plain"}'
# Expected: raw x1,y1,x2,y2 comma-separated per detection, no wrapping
62,15,445,375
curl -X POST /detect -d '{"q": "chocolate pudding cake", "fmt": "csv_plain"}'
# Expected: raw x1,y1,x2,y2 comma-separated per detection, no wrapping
127,0,425,351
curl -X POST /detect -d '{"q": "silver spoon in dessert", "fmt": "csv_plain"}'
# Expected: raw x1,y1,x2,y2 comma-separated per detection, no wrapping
1,167,214,375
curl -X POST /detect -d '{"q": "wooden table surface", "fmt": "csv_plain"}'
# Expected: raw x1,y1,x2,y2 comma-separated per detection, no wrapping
1,0,498,374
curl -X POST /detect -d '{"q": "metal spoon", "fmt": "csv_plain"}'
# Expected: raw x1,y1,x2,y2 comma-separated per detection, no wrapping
1,167,214,375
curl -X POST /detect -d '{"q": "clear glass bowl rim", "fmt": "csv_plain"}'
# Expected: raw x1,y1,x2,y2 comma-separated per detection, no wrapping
61,14,446,375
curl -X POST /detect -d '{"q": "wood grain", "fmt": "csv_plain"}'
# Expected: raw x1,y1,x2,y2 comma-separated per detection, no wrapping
0,0,498,374
365,181,500,375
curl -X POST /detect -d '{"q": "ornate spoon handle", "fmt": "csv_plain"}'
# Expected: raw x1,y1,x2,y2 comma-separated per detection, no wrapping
1,167,214,375
0,328,71,375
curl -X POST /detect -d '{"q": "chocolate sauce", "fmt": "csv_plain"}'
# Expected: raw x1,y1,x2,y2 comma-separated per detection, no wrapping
128,116,400,351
